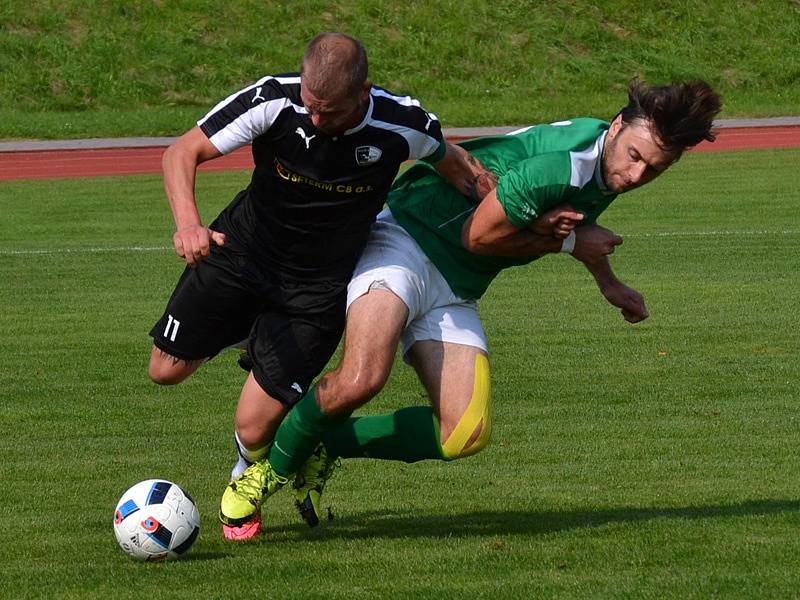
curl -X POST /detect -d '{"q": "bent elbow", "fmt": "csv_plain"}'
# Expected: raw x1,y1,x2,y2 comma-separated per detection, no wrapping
161,142,180,173
461,225,488,254
461,229,475,252
464,235,493,255
161,145,171,170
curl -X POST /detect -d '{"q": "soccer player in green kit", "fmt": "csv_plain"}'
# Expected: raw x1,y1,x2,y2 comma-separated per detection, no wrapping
219,79,722,532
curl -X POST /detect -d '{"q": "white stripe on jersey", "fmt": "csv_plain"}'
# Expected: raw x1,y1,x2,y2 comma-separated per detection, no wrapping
508,121,573,136
198,78,441,158
569,130,606,189
198,75,301,126
199,75,270,126
370,118,441,161
197,75,304,155
371,88,440,122
507,125,535,136
205,98,295,154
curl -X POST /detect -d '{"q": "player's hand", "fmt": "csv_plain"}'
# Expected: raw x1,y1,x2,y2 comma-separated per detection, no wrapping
172,225,226,265
530,204,584,238
571,224,623,263
601,282,649,323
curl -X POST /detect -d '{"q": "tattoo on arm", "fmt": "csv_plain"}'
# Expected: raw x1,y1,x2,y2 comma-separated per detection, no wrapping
464,155,499,203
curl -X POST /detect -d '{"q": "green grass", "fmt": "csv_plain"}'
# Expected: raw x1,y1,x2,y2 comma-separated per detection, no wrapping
1,0,799,139
1,148,798,598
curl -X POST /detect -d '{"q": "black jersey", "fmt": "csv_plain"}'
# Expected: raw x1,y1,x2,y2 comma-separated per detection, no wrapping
198,73,445,280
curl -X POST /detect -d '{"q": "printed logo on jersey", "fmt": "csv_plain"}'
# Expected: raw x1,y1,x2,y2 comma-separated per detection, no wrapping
252,86,266,103
295,127,316,149
274,159,374,194
291,382,303,394
355,146,382,166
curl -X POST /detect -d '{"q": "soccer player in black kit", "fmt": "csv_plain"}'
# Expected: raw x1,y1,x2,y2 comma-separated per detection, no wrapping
148,33,495,539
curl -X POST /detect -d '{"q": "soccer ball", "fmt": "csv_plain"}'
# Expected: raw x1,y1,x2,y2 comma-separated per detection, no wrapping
113,479,200,561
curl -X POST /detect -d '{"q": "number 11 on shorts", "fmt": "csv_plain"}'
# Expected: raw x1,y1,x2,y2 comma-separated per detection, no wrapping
164,314,181,342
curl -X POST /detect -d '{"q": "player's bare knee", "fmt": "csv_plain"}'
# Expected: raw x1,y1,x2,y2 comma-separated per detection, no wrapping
337,377,384,410
440,353,492,460
441,417,492,460
148,362,181,385
234,422,268,449
147,349,195,385
460,421,492,457
321,368,387,413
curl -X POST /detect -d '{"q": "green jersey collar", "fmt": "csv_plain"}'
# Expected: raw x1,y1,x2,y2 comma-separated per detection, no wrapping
595,130,613,195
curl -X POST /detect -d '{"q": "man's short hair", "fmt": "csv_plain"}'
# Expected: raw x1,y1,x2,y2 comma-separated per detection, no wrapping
300,32,368,99
618,79,723,155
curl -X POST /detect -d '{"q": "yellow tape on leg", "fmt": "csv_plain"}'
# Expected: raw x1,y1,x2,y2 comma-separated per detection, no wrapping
441,353,492,460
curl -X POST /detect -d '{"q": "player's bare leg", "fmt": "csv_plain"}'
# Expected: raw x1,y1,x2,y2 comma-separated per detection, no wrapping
311,340,491,465
235,373,291,446
408,341,491,459
289,288,409,525
291,339,491,526
221,288,409,528
147,345,205,385
221,373,290,540
316,288,409,416
232,372,290,475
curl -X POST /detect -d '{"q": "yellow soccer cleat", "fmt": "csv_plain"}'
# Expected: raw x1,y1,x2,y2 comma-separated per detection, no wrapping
219,460,287,526
292,444,340,527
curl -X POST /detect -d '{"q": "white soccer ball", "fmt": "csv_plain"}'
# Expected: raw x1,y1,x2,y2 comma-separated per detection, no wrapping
113,479,200,561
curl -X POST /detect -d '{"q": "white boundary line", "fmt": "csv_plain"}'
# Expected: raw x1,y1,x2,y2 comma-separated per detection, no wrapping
2,245,172,256
625,230,800,238
1,230,798,256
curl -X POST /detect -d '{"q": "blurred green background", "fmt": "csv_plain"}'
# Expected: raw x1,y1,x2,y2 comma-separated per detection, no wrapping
1,0,798,139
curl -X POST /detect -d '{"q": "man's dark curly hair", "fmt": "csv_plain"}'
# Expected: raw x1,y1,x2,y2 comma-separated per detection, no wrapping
617,79,722,155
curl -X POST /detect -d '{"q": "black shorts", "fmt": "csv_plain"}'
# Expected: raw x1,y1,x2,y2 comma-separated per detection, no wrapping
150,245,347,406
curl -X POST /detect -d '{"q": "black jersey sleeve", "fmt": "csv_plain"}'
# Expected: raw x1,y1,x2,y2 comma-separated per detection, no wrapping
197,74,302,154
370,87,445,161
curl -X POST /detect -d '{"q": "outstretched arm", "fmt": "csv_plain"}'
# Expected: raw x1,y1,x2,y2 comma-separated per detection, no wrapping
162,126,226,265
574,234,649,323
460,190,649,323
432,142,499,203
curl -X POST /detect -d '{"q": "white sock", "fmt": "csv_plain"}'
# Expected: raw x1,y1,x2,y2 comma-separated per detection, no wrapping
230,430,270,479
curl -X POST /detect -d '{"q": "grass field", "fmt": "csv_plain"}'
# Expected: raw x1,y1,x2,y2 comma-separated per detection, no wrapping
1,147,799,599
1,0,799,138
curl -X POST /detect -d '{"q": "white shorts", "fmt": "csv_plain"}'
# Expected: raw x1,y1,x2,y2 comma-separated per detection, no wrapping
347,208,488,357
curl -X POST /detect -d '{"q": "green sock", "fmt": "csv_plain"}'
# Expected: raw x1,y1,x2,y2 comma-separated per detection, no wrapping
269,386,348,477
321,406,447,463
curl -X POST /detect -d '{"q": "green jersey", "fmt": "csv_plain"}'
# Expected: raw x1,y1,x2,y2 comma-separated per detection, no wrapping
387,118,617,299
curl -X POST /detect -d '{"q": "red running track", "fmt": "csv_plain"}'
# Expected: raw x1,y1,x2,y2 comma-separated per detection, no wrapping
1,126,799,182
